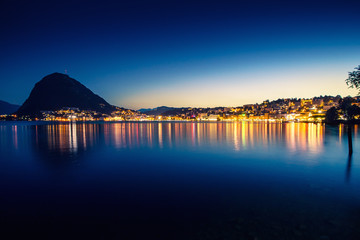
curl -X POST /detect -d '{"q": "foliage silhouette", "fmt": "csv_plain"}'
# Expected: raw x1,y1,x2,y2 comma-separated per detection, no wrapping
345,65,360,94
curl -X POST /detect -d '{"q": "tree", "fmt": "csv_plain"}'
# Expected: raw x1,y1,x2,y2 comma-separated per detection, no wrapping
339,97,360,121
344,65,360,120
345,65,360,94
346,105,360,121
344,65,360,155
325,107,338,123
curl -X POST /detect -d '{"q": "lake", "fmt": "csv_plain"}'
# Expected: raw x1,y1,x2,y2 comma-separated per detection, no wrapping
1,121,360,239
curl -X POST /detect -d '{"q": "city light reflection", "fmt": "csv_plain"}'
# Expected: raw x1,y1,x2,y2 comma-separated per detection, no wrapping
39,122,326,154
0,122,337,158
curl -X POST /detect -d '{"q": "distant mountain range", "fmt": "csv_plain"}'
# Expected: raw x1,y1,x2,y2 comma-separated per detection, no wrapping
138,106,175,115
0,100,20,115
16,73,119,116
137,108,153,113
137,106,198,116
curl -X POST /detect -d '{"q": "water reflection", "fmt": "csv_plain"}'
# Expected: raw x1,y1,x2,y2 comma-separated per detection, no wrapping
0,122,353,169
45,123,91,154
101,122,325,155
285,122,324,154
346,154,353,183
0,122,339,156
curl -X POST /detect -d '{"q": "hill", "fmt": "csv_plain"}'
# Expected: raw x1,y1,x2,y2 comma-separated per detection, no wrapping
0,100,20,115
140,106,175,115
137,108,153,113
16,73,117,116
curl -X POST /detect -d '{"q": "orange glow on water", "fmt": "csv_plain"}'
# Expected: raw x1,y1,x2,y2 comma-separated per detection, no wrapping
11,122,330,156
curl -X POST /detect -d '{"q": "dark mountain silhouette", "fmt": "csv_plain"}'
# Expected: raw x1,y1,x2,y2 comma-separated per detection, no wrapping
17,73,117,116
161,107,191,116
137,108,153,113
0,100,20,115
140,106,175,115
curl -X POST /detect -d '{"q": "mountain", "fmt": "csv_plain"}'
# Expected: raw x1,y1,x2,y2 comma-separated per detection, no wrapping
0,100,20,115
161,107,191,116
17,73,117,116
139,106,175,115
137,108,153,113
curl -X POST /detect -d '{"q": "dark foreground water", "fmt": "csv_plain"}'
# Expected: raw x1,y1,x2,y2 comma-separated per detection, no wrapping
1,122,360,240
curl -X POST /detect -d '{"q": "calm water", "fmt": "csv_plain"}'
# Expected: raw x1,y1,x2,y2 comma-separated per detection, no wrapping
1,122,360,239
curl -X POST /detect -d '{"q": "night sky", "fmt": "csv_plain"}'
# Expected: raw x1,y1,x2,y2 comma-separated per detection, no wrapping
1,0,360,110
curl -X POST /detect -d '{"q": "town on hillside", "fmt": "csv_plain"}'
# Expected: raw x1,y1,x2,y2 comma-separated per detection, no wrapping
2,95,359,123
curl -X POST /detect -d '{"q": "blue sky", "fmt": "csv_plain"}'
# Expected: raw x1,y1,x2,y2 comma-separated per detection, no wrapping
1,0,360,109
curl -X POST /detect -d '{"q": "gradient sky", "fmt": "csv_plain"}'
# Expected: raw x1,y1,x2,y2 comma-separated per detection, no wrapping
1,0,360,110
